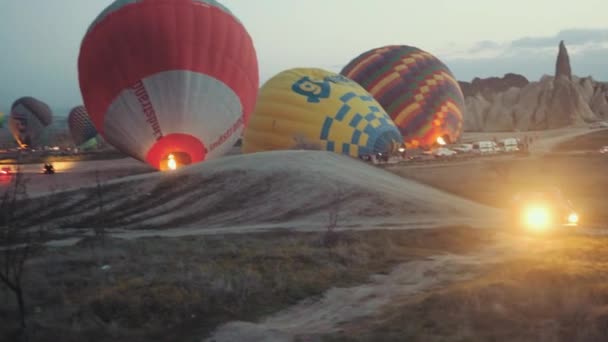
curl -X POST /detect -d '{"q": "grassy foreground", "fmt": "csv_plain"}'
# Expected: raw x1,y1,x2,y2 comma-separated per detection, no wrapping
0,226,492,342
325,233,608,341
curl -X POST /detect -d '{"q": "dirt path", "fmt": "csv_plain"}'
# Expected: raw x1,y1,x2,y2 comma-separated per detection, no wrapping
205,243,510,342
528,127,608,154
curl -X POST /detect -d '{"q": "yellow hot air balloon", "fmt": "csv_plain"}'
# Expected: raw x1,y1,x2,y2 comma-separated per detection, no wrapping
242,68,403,157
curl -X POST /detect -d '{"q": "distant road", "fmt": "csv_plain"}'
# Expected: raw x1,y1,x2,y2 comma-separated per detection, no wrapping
0,157,154,195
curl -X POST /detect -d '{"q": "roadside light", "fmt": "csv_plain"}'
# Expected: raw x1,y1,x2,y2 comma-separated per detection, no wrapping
437,136,446,146
167,154,177,171
568,212,579,224
524,206,551,231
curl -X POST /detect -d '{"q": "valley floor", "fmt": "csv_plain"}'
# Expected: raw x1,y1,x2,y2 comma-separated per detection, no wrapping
2,129,607,341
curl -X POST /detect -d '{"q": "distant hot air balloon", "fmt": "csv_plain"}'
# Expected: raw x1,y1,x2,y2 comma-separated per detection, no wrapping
242,68,403,157
68,106,99,148
9,97,53,148
78,0,259,170
341,45,464,148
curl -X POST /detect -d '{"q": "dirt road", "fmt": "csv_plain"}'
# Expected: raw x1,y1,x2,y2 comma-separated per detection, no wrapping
0,157,154,196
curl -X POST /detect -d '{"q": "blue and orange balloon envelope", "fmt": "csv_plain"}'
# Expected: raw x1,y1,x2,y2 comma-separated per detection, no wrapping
78,0,259,170
68,106,98,148
242,68,403,157
341,45,465,148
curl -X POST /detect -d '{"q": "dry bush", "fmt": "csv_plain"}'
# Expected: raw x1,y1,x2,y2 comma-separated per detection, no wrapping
0,166,43,340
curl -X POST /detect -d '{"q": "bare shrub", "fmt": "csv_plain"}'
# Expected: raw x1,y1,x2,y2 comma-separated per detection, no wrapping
93,170,106,246
0,166,40,337
322,185,345,248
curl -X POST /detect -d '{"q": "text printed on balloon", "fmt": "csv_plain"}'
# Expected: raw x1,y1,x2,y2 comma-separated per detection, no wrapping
132,80,163,141
209,116,243,152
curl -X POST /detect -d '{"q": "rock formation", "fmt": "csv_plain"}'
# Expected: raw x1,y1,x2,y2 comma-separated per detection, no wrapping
555,40,572,80
577,76,608,118
461,41,606,131
459,73,529,99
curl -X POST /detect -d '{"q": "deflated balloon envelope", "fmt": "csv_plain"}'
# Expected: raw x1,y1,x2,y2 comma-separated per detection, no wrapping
78,0,259,170
341,45,465,148
9,96,53,148
242,68,403,157
68,105,99,148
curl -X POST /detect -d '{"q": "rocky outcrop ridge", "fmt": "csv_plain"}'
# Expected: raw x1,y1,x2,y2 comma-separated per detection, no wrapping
462,41,606,131
459,73,529,99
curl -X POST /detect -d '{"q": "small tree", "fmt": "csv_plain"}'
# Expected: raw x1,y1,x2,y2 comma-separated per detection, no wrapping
94,170,106,246
322,185,344,248
0,166,37,334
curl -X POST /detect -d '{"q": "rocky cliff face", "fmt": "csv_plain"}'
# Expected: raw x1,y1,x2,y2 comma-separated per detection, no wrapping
578,77,608,118
462,41,607,132
459,73,529,99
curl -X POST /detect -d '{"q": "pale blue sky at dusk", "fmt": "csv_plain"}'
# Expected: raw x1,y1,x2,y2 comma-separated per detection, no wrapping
1,0,607,115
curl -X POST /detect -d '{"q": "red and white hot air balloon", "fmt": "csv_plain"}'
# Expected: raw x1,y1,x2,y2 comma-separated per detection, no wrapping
78,0,259,170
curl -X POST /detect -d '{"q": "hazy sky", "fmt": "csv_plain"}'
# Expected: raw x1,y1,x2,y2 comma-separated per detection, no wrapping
1,0,607,115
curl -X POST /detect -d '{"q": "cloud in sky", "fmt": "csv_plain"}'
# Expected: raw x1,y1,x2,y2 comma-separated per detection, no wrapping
512,28,608,48
313,28,608,85
439,28,608,82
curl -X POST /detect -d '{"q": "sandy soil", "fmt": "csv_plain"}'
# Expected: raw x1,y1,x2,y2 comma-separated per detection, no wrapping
10,150,501,248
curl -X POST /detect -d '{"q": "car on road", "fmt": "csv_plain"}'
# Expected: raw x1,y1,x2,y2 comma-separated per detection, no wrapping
509,188,579,233
452,143,474,153
423,147,457,158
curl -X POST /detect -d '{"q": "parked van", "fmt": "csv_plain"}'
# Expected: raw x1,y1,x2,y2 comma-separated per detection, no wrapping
473,141,499,154
499,138,519,152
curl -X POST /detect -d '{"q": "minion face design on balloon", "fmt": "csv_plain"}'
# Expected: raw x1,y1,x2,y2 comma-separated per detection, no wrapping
244,68,404,158
291,76,331,103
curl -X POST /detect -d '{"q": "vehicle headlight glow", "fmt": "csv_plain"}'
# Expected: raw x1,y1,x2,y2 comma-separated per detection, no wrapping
437,136,446,146
524,206,551,230
568,212,579,224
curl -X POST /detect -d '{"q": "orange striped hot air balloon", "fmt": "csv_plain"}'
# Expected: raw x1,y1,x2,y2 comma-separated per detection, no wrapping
341,45,464,148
